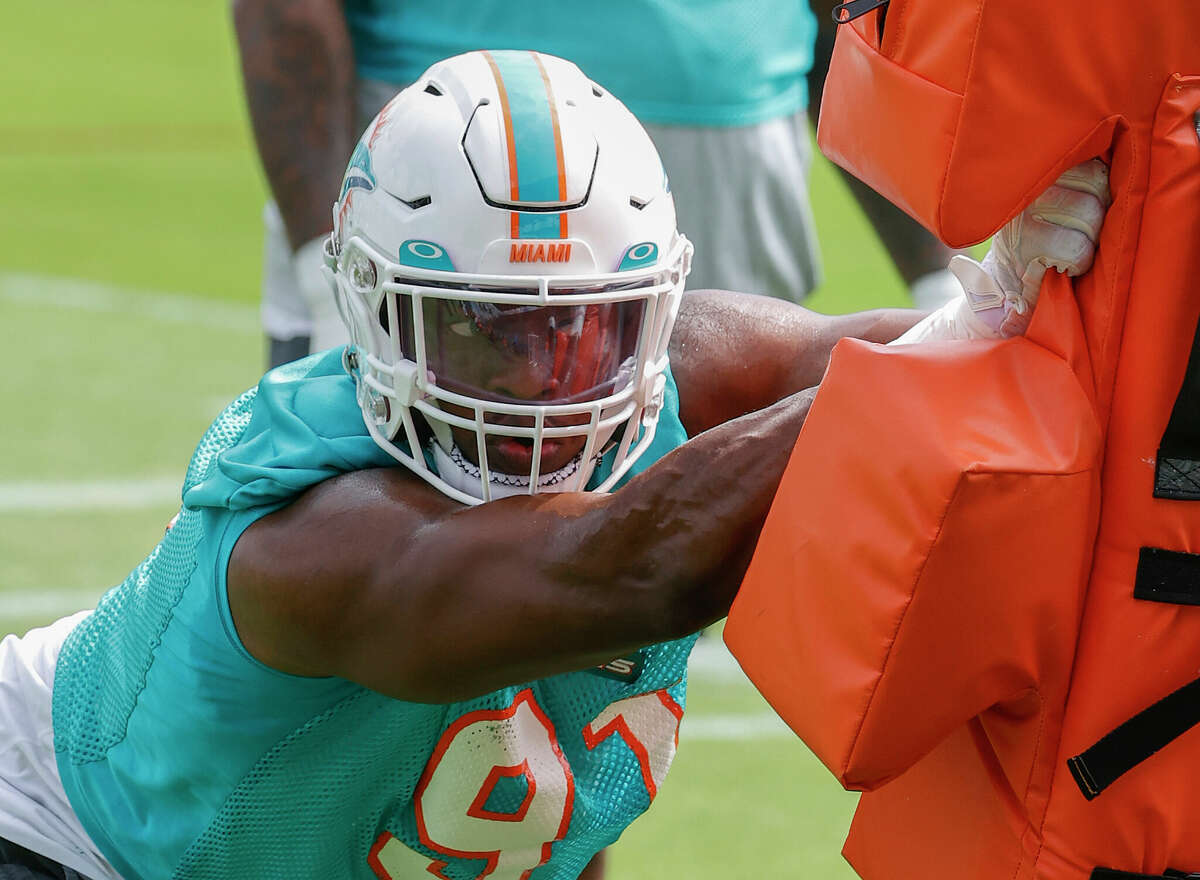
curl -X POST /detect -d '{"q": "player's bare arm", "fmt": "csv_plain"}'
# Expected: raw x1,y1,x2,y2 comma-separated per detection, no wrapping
669,288,922,435
232,0,354,249
228,382,815,704
230,289,923,702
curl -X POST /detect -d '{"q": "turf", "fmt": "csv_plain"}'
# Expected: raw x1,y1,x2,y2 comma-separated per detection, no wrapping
0,2,913,876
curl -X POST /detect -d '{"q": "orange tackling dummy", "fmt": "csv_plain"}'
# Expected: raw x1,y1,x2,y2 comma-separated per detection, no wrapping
725,3,1200,879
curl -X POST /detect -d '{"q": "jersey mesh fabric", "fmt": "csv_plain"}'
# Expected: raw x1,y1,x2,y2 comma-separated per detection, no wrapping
51,349,694,879
172,646,693,879
51,389,255,765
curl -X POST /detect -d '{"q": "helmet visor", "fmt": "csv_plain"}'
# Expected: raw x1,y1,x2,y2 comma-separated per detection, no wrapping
409,296,646,406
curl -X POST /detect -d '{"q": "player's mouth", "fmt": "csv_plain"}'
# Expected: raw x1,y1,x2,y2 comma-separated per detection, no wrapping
488,433,585,475
441,404,591,476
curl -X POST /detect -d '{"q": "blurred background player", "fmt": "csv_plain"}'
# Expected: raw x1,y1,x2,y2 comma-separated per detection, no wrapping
232,0,966,367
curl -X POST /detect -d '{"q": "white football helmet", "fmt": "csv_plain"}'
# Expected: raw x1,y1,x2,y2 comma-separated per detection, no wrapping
326,50,691,505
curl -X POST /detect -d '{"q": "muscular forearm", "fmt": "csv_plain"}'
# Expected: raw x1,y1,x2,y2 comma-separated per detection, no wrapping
338,389,817,702
235,390,813,702
591,388,819,637
823,305,928,349
671,289,921,434
232,0,355,249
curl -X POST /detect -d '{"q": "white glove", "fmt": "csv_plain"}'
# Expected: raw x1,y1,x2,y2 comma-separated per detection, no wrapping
294,234,351,353
892,159,1110,345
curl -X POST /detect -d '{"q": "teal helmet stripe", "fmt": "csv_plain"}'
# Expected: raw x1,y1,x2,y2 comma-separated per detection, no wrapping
485,50,569,241
517,213,562,239
489,50,562,205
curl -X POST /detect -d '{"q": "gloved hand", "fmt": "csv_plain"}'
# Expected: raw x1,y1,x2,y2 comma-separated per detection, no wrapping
892,159,1110,344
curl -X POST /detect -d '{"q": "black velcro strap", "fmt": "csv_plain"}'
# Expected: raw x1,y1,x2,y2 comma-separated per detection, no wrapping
1092,869,1200,879
1156,458,1200,499
1068,675,1200,799
1134,547,1200,605
832,0,889,23
1155,306,1200,499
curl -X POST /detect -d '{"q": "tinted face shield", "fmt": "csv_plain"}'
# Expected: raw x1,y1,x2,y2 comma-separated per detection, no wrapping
408,296,646,407
367,275,660,494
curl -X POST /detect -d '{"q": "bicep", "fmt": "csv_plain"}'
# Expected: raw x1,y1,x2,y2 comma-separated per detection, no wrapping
227,469,661,703
226,470,410,682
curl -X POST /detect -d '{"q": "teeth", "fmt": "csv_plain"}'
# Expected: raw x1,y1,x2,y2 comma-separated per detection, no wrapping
444,442,585,488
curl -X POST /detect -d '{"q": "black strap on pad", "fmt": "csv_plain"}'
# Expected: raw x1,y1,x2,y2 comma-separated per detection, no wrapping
1068,675,1200,799
1134,546,1200,605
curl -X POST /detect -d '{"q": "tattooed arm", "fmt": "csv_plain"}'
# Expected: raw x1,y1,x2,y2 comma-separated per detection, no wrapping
232,0,355,249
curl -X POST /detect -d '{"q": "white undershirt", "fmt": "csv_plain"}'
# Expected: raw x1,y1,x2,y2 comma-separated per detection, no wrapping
0,612,123,880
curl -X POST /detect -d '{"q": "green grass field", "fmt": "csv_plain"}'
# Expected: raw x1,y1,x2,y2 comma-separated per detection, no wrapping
0,2,913,876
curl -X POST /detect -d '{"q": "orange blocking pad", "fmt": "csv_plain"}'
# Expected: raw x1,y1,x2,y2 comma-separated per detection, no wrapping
725,284,1100,793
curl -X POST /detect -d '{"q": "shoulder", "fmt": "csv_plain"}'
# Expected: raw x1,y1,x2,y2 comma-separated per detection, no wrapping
226,467,455,677
231,467,453,585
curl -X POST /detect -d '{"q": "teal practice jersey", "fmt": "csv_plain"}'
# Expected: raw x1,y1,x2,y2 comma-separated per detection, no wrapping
344,0,817,127
52,348,695,880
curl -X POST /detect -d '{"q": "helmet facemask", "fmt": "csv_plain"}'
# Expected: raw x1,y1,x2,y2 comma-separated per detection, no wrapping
332,232,690,505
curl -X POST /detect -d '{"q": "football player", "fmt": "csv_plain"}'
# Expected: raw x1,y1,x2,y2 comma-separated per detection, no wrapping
0,51,1106,880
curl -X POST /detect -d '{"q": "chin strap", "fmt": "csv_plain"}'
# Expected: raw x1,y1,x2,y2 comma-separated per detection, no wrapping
429,441,596,502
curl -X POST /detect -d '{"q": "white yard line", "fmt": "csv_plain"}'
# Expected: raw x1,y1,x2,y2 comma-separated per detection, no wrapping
680,712,792,741
0,588,104,620
0,272,258,332
0,478,180,512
